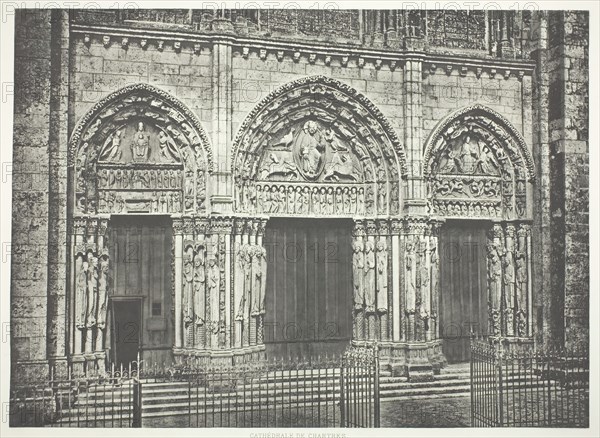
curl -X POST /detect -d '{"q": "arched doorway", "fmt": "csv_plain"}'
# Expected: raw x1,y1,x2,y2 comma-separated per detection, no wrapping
230,75,408,356
67,83,213,373
423,104,536,360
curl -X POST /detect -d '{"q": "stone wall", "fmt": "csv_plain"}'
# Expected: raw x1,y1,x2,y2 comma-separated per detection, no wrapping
10,9,589,381
547,11,589,350
11,10,52,381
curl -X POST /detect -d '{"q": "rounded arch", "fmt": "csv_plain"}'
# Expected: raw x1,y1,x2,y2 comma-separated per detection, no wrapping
69,83,213,215
422,104,535,220
230,75,408,216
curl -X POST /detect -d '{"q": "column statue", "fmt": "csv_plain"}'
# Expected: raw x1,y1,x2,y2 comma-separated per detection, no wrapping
352,241,365,310
364,240,376,314
376,240,388,313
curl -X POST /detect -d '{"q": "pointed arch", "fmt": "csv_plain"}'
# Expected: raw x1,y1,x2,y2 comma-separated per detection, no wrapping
230,75,407,216
423,104,535,182
68,83,213,215
68,83,213,169
422,104,535,220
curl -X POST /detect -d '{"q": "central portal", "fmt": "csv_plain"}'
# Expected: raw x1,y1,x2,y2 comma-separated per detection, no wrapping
263,218,353,358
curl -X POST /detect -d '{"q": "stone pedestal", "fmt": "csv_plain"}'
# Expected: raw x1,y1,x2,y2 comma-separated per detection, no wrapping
173,345,266,367
356,340,445,379
11,360,50,385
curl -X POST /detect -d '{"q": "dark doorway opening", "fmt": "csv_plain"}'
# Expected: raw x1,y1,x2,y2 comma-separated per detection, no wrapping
263,218,353,358
108,215,173,366
110,298,142,368
439,221,490,363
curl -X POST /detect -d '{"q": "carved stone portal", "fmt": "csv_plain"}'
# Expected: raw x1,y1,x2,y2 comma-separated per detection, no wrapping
231,75,406,216
69,83,212,216
424,105,535,220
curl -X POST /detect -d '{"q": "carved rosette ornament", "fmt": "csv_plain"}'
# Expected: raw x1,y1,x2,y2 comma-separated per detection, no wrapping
68,83,212,216
231,76,406,217
424,105,535,221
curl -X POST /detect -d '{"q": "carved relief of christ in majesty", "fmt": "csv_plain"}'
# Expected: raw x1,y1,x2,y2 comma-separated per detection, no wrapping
297,121,325,177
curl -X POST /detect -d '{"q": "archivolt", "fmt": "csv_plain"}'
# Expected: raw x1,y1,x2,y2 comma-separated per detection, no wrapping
422,104,535,183
68,83,214,171
231,75,408,179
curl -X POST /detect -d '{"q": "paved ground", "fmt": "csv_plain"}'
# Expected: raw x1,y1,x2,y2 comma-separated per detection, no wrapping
141,396,471,428
380,396,471,427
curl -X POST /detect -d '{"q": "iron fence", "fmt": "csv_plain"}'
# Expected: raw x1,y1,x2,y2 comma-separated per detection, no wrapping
9,345,379,428
470,339,589,427
9,375,142,427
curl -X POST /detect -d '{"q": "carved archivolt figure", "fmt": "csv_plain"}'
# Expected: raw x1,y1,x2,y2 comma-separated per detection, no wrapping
193,246,206,326
364,241,376,314
352,240,365,310
376,240,388,313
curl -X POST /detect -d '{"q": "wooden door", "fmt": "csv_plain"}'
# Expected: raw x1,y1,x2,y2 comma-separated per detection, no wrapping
108,216,173,365
110,299,141,368
263,218,353,358
439,221,489,363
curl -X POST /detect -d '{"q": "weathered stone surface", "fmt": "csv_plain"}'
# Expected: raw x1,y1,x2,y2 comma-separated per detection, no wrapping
10,9,589,383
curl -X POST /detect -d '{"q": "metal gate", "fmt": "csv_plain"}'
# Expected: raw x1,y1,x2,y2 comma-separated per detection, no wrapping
9,373,142,428
470,339,589,427
339,344,381,427
10,346,379,428
138,344,380,428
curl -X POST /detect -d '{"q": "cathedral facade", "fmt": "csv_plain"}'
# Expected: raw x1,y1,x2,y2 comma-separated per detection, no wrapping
10,9,589,383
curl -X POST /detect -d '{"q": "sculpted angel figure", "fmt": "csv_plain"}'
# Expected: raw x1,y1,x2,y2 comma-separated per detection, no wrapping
99,129,122,161
158,130,180,163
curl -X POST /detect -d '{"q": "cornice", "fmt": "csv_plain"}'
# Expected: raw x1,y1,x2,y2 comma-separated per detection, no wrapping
71,24,536,75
